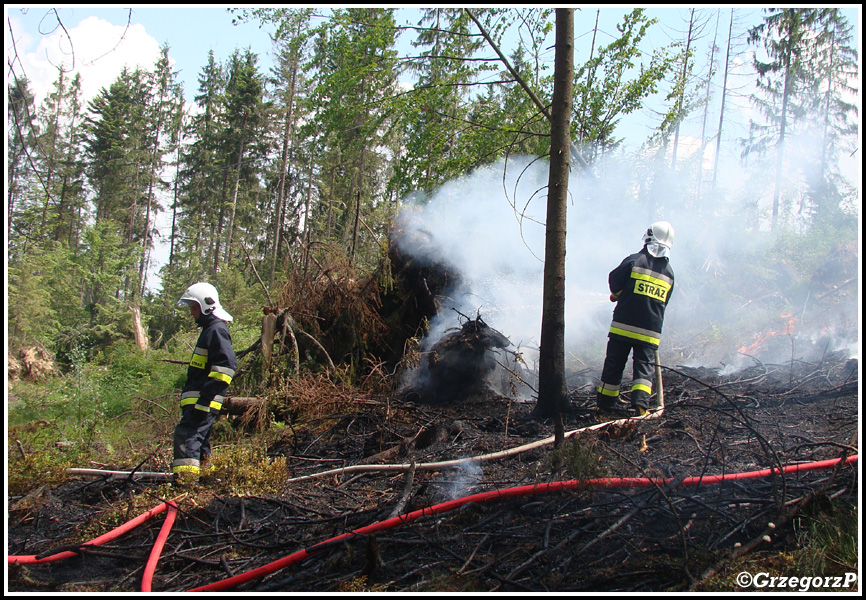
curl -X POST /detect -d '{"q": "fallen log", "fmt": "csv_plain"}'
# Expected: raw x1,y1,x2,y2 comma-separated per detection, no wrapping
223,396,266,417
66,469,173,481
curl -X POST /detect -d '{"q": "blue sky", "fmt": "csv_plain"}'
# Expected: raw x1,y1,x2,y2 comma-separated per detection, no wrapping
7,6,279,104
8,6,859,123
8,6,859,150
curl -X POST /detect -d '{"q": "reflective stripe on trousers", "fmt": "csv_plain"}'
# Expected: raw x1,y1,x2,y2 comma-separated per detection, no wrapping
172,404,218,473
597,336,656,409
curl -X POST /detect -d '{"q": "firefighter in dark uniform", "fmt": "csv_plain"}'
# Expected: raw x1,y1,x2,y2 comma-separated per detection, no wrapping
597,222,675,418
173,282,237,483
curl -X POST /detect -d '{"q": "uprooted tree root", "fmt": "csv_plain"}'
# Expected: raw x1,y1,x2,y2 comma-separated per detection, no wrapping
7,352,859,592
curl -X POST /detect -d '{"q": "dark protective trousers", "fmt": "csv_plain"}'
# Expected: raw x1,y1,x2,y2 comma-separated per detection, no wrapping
172,404,217,474
597,337,656,410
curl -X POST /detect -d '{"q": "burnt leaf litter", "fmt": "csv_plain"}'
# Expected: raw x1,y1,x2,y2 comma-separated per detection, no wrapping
7,345,858,592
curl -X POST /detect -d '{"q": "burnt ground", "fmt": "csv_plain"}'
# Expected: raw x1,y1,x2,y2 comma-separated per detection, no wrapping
6,351,859,593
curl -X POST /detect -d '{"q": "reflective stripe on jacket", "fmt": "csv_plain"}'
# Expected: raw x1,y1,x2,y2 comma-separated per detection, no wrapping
181,313,237,413
608,247,675,348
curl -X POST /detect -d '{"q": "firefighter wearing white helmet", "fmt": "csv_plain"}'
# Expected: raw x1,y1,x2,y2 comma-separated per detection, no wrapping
642,221,675,258
172,282,237,484
596,222,675,419
177,281,234,322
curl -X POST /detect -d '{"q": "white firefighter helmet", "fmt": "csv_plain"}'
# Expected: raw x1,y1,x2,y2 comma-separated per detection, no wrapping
643,221,674,257
178,282,233,322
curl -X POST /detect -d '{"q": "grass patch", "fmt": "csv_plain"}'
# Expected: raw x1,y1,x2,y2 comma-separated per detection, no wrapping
7,343,186,496
698,500,859,592
792,500,858,581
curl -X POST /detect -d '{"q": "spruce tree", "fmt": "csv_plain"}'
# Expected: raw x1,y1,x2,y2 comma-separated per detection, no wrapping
744,8,825,230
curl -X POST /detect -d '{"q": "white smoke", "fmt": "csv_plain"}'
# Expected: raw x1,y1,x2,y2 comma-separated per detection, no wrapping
393,150,859,387
393,157,635,355
429,459,483,503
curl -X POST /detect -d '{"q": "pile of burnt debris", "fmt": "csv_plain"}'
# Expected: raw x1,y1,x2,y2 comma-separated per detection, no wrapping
398,312,531,404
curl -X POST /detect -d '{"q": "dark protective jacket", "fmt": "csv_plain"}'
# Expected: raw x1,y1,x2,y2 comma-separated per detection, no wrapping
180,313,237,413
607,247,675,348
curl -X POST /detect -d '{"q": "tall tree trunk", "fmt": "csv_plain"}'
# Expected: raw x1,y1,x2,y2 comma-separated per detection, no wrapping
224,109,249,266
696,10,720,202
57,90,81,246
350,136,367,263
271,65,298,283
712,9,734,191
213,164,231,272
139,95,168,298
167,161,180,301
671,9,696,169
302,151,314,279
166,112,184,300
772,51,793,231
40,72,63,233
534,9,573,444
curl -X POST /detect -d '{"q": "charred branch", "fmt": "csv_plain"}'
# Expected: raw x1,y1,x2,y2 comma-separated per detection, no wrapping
11,347,858,593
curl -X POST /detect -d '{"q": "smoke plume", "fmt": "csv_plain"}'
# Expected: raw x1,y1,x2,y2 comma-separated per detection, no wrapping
392,151,859,394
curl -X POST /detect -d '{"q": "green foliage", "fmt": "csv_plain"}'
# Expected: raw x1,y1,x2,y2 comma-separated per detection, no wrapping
8,342,184,458
389,9,489,196
60,220,141,356
574,8,676,160
8,245,64,348
10,9,858,370
544,436,608,481
210,264,268,330
744,8,859,229
7,75,39,211
98,342,181,412
208,445,289,495
82,52,181,296
793,500,858,576
302,7,400,260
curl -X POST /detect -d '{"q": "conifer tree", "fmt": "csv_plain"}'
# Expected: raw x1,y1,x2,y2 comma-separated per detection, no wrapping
219,48,268,269
305,8,399,266
745,8,826,230
176,50,227,275
391,8,484,196
7,75,39,243
807,9,859,226
265,11,314,283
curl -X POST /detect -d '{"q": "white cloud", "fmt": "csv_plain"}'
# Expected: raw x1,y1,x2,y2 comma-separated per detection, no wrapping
11,15,163,108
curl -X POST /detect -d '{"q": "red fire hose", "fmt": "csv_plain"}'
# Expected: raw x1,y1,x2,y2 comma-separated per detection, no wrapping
8,501,172,565
188,454,858,592
6,457,857,591
141,502,178,592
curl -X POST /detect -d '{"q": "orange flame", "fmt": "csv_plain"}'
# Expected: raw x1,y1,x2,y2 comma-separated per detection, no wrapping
738,313,797,355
